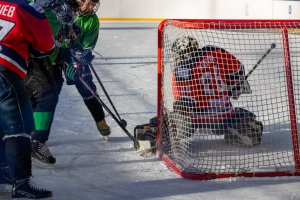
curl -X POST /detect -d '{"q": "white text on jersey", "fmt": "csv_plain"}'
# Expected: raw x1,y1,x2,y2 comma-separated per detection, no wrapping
0,4,15,18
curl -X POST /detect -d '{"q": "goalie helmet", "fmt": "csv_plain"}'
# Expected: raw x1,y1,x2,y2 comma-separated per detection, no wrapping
171,36,199,65
171,36,199,56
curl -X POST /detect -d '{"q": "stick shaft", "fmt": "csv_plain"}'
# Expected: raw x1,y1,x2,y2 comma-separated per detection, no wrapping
68,64,137,142
246,43,275,79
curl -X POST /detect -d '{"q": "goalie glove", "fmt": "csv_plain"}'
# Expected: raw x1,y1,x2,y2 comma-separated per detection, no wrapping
226,65,252,100
70,49,94,65
229,79,252,100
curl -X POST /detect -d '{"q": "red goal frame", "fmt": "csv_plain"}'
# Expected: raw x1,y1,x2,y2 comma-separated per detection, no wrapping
157,19,300,180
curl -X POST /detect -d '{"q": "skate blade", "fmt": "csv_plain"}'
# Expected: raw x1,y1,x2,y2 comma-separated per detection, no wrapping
103,136,109,141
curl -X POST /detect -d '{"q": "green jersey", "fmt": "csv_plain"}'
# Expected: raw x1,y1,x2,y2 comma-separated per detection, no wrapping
44,8,61,37
29,0,61,37
74,13,99,50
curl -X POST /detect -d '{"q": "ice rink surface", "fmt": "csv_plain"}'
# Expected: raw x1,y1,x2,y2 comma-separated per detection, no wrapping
21,22,300,200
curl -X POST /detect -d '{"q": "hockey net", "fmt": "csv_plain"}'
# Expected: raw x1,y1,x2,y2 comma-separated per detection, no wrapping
157,19,300,180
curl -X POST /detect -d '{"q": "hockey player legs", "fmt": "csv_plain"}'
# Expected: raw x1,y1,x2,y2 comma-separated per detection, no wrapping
72,64,111,140
26,57,64,165
64,0,112,138
0,0,56,198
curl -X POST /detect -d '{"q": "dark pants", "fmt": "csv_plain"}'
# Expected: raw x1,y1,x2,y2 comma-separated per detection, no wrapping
0,70,33,179
25,58,64,143
30,81,63,142
73,64,105,122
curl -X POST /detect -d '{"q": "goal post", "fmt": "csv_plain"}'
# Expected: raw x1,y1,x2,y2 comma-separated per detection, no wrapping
157,19,300,180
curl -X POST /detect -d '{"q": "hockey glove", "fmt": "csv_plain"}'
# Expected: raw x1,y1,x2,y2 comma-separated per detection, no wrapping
70,49,94,65
226,65,251,99
56,2,73,25
228,79,252,100
42,1,73,25
64,64,76,81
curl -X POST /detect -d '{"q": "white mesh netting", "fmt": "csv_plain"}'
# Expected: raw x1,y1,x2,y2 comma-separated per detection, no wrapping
158,20,300,178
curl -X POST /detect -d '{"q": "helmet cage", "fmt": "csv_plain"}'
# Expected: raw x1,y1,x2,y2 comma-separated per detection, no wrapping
79,0,100,16
171,36,199,65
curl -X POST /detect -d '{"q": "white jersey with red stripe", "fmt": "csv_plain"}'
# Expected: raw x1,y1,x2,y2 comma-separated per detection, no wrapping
0,0,55,78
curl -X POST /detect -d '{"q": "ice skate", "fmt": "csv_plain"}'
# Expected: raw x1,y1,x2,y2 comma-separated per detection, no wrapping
31,141,56,165
96,119,111,141
12,178,52,199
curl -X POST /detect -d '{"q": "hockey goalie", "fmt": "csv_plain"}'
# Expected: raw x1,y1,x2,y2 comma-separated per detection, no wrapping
164,36,263,148
135,36,263,155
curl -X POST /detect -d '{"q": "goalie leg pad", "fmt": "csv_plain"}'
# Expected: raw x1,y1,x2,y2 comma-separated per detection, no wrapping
225,119,263,147
134,124,157,141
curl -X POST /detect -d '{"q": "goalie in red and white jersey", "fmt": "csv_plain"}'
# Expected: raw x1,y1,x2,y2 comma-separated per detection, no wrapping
171,36,263,146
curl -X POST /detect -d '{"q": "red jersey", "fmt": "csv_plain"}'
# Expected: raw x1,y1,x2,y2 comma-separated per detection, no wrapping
172,46,244,123
0,0,55,78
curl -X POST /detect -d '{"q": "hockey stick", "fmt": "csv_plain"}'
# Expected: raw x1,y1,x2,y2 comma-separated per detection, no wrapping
64,26,153,153
88,63,127,127
231,43,276,93
92,49,107,60
67,25,127,127
65,63,151,152
245,43,276,79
